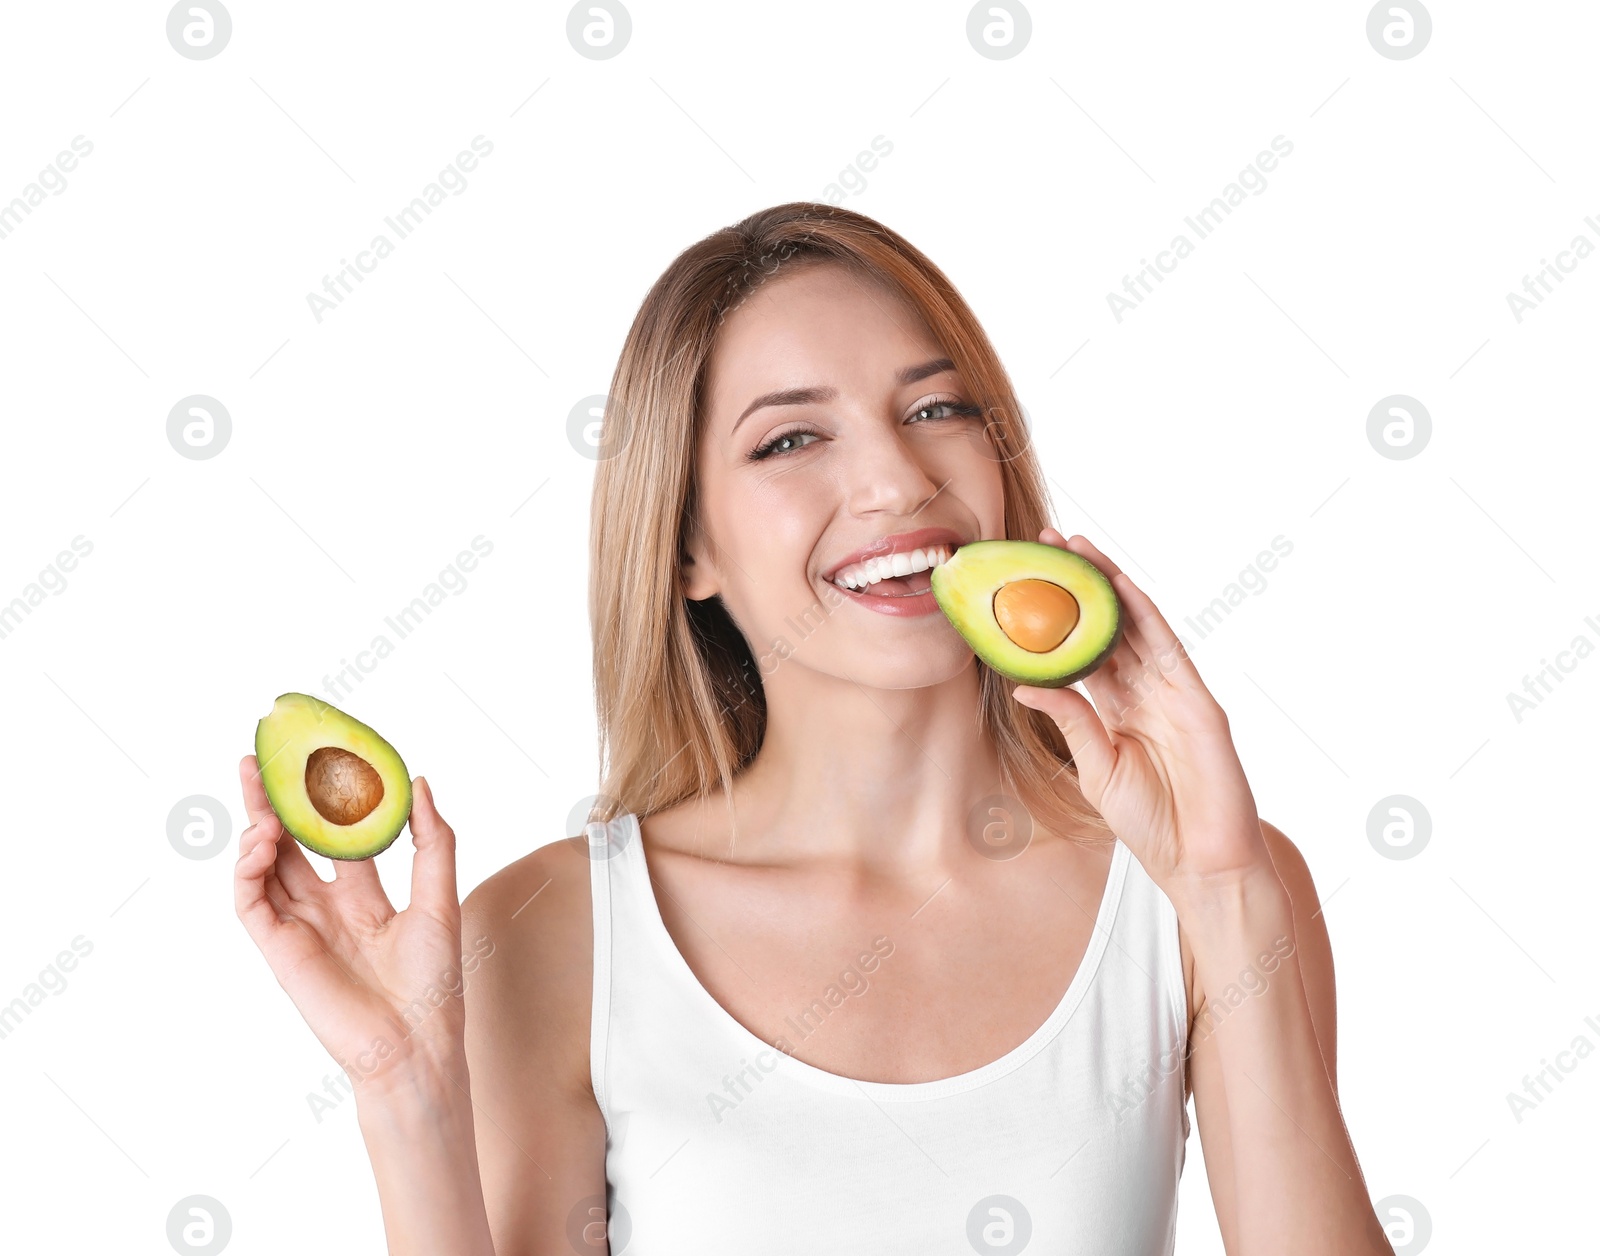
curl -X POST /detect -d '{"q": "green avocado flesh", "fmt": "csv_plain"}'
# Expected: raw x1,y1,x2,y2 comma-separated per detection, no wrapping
929,540,1122,688
254,693,412,860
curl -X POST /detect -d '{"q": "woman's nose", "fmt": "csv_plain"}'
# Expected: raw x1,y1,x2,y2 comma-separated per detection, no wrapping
844,425,945,516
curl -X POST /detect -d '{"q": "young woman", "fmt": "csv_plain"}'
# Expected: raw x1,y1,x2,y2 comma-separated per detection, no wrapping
235,203,1390,1254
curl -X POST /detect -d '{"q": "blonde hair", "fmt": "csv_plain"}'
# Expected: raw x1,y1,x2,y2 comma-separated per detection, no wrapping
586,201,1112,847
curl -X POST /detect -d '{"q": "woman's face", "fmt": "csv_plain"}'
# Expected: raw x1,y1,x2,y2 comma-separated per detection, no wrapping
685,261,1008,690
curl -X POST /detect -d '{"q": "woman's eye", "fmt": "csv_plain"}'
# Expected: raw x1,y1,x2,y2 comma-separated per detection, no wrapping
749,429,820,460
910,399,984,423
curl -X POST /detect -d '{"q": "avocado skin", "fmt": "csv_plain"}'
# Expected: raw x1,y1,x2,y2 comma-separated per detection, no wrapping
253,693,413,861
930,541,1123,689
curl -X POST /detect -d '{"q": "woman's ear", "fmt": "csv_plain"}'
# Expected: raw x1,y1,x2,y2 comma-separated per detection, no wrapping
680,538,721,602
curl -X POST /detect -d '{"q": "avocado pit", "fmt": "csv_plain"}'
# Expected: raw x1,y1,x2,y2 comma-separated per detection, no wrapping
992,578,1081,653
305,746,385,825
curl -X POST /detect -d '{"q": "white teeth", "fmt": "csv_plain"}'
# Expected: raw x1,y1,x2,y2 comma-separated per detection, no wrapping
832,544,954,590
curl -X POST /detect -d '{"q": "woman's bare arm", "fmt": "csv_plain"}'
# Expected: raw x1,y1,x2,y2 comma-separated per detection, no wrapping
460,836,609,1256
356,1066,496,1256
1184,819,1363,1253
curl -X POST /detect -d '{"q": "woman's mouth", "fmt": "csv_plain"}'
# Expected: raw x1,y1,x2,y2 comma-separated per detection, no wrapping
826,544,953,616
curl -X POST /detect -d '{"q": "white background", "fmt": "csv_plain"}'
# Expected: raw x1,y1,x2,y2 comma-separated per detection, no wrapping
1,2,1595,1252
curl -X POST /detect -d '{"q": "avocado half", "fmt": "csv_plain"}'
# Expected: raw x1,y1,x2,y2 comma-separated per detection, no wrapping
253,693,412,860
930,540,1122,688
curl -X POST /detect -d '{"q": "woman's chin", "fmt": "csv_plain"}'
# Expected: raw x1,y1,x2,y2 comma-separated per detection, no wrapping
818,648,979,693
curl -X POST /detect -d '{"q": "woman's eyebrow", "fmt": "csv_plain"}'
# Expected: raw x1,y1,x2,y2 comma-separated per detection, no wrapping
731,384,834,435
897,356,956,386
730,357,957,435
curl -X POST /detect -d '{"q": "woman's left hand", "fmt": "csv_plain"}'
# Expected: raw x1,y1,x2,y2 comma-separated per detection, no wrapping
1012,529,1273,903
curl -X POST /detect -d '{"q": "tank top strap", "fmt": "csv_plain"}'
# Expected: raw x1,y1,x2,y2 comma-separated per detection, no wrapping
585,815,625,1139
1103,838,1192,1140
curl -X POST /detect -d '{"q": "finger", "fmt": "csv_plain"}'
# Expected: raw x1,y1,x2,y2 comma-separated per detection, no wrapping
1050,528,1122,580
236,835,363,1015
1046,531,1205,704
1056,524,1184,672
1013,684,1116,805
1108,570,1207,693
239,754,327,901
1070,647,1146,724
331,851,395,920
270,823,328,900
407,778,461,925
240,755,275,826
235,819,290,946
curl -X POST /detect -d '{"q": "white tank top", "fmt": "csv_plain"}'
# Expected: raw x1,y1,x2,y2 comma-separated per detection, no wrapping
586,811,1190,1254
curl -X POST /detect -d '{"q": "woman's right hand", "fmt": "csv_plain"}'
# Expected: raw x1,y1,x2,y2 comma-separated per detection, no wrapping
233,755,470,1101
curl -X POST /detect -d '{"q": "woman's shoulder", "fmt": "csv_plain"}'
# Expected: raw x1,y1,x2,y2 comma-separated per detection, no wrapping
461,833,598,1100
467,831,598,941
